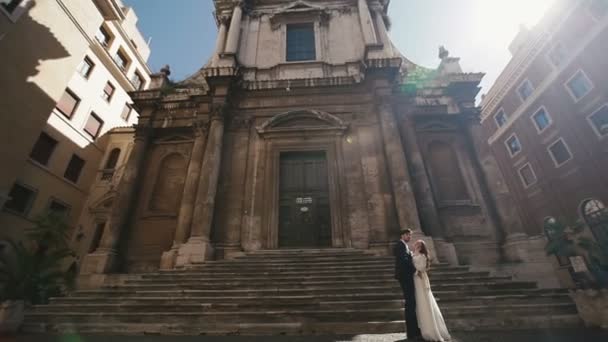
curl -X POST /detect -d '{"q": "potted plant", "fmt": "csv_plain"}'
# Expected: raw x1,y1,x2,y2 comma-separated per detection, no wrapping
544,218,608,329
0,212,76,333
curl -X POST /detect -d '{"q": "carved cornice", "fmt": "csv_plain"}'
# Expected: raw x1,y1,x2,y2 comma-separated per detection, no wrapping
243,75,360,91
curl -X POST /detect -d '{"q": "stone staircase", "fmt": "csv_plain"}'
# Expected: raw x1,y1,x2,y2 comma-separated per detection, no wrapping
23,248,581,335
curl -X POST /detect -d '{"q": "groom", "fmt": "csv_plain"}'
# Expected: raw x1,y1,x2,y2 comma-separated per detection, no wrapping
394,228,422,340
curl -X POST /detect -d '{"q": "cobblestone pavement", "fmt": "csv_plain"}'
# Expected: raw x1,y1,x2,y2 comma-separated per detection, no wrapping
6,329,608,342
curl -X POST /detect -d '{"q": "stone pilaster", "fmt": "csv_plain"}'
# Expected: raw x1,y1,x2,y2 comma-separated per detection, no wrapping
356,125,389,253
400,116,443,237
358,0,378,47
342,131,372,249
377,103,421,231
175,112,225,266
373,9,394,57
215,118,251,259
224,3,243,55
211,17,229,66
81,125,151,274
159,121,208,270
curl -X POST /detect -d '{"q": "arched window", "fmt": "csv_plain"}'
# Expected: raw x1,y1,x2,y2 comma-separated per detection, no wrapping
104,148,121,169
427,141,470,203
149,154,186,212
581,199,608,243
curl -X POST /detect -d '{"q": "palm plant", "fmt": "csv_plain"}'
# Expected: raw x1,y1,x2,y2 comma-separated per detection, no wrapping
0,211,76,304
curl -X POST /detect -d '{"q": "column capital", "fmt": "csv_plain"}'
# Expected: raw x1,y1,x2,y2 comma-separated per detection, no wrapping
192,120,209,137
133,124,153,141
210,104,228,122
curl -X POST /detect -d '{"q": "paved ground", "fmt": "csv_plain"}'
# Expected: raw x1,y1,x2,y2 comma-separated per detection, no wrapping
5,329,608,342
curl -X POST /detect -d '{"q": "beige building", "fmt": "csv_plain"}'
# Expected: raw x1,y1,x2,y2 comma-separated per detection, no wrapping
0,0,151,241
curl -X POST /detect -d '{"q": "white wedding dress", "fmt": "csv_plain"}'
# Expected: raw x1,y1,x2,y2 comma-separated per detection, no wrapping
413,253,451,342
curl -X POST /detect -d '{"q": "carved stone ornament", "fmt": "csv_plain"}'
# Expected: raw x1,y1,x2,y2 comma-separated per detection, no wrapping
192,119,210,136
228,116,253,131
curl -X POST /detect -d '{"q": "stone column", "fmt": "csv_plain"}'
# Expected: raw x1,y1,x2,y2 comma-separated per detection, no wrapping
216,120,251,259
159,122,208,269
211,18,229,65
401,116,443,237
401,115,457,264
80,125,151,274
176,113,225,266
377,103,421,231
377,104,441,262
373,10,393,56
224,3,243,55
358,0,378,47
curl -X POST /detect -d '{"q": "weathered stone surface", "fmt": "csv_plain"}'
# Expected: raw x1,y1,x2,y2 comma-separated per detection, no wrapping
24,250,581,336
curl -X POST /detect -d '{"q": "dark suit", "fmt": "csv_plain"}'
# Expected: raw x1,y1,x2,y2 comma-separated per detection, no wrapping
394,240,421,339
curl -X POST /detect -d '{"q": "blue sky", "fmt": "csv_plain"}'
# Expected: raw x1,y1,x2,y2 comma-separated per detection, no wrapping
124,0,554,96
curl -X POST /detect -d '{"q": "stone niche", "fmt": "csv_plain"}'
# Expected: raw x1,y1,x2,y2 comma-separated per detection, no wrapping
124,136,193,273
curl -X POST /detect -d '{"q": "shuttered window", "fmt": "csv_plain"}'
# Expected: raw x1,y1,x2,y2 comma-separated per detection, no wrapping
64,154,85,183
56,89,79,118
84,113,103,139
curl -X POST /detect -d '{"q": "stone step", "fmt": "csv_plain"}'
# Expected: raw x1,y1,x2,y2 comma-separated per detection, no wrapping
22,312,583,336
191,258,454,266
25,303,578,326
124,276,514,288
56,289,570,306
157,267,471,278
184,264,461,273
99,281,537,294
69,286,560,299
140,270,491,282
33,295,576,314
23,248,580,335
243,249,369,256
211,255,395,263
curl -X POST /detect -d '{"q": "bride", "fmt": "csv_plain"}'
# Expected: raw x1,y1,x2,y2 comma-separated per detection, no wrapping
413,240,451,342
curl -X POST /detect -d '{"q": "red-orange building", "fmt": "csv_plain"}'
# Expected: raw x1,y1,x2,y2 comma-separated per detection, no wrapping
480,0,608,243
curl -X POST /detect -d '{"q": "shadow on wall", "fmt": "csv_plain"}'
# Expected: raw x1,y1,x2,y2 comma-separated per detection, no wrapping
0,1,70,206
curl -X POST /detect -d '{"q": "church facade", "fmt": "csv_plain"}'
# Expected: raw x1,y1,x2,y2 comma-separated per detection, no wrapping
77,0,556,284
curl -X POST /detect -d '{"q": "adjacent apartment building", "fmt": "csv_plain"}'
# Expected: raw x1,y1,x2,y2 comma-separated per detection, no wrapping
479,0,608,244
0,0,151,240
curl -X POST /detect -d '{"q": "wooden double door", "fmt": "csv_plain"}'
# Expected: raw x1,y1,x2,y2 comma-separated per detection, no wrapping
278,151,332,248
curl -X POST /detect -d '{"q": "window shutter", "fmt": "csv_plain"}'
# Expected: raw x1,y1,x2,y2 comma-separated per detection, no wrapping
56,90,78,118
84,113,103,138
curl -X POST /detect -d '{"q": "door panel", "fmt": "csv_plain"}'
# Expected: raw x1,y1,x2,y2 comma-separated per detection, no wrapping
279,151,331,247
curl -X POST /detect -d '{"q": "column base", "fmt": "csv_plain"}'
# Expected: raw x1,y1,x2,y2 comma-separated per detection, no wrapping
432,238,459,265
452,240,502,265
503,233,549,262
175,237,214,267
80,249,118,275
159,247,179,270
368,241,391,256
215,244,245,260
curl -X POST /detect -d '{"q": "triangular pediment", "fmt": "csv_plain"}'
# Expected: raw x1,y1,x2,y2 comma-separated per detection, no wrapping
277,1,324,13
417,121,456,131
257,110,348,137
